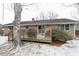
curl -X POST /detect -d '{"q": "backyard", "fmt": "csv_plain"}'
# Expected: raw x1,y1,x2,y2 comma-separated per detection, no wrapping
0,3,79,56
0,36,79,56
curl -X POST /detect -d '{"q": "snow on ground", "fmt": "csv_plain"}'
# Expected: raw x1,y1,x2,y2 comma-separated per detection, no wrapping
0,36,8,45
11,39,79,56
0,37,79,56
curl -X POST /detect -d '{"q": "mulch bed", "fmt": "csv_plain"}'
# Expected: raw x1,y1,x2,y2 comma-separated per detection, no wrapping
51,40,65,47
21,38,66,47
22,40,65,47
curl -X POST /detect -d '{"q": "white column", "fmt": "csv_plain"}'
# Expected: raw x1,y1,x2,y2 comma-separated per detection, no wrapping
37,26,38,34
74,24,76,38
64,24,65,31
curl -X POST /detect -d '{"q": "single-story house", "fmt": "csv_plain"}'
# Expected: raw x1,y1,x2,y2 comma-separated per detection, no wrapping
2,18,79,43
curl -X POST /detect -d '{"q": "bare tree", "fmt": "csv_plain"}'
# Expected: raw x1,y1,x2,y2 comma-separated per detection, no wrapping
35,11,58,20
35,11,46,20
13,3,22,48
0,3,36,56
62,3,79,20
39,12,46,20
72,3,79,20
5,3,22,55
47,11,58,19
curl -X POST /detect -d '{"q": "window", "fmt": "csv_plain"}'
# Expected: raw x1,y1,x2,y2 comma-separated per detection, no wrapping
38,25,44,34
65,24,69,30
60,24,64,30
58,24,64,30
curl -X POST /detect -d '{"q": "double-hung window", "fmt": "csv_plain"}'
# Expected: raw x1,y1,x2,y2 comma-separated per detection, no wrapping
65,24,69,30
58,24,70,31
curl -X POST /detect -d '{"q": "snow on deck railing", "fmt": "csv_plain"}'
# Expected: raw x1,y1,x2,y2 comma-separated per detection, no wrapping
0,36,8,45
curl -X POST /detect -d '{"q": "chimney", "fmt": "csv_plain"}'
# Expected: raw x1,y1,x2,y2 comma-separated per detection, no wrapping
32,18,35,21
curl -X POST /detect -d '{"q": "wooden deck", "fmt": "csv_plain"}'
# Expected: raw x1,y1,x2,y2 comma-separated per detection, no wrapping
21,38,52,44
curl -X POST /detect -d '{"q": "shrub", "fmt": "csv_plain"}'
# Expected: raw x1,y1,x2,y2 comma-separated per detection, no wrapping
0,24,3,36
52,29,72,42
0,29,3,36
27,28,37,38
75,30,79,35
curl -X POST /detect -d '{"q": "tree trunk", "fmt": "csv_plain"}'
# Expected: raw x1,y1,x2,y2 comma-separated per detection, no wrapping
13,3,22,48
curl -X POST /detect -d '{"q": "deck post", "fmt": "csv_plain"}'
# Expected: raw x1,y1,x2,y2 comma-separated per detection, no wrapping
64,24,65,31
74,24,76,38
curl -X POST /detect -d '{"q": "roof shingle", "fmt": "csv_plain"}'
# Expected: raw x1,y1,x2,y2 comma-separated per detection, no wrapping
4,18,78,26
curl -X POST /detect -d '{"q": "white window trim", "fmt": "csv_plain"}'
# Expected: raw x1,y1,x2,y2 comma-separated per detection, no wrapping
64,24,70,31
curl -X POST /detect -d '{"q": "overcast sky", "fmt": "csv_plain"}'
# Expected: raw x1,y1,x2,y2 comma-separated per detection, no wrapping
0,3,78,24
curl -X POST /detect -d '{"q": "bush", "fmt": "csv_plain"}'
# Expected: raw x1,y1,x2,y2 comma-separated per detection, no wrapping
0,29,3,36
27,28,37,38
75,30,79,35
52,29,72,42
0,24,3,36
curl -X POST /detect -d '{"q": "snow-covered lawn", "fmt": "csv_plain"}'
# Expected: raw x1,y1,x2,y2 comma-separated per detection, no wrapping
13,39,79,56
0,37,79,56
0,36,8,45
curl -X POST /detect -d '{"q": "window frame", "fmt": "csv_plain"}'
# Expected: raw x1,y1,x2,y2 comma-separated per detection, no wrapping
38,25,45,34
65,24,70,31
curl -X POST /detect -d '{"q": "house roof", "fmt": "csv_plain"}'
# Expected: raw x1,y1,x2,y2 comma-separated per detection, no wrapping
4,18,78,26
